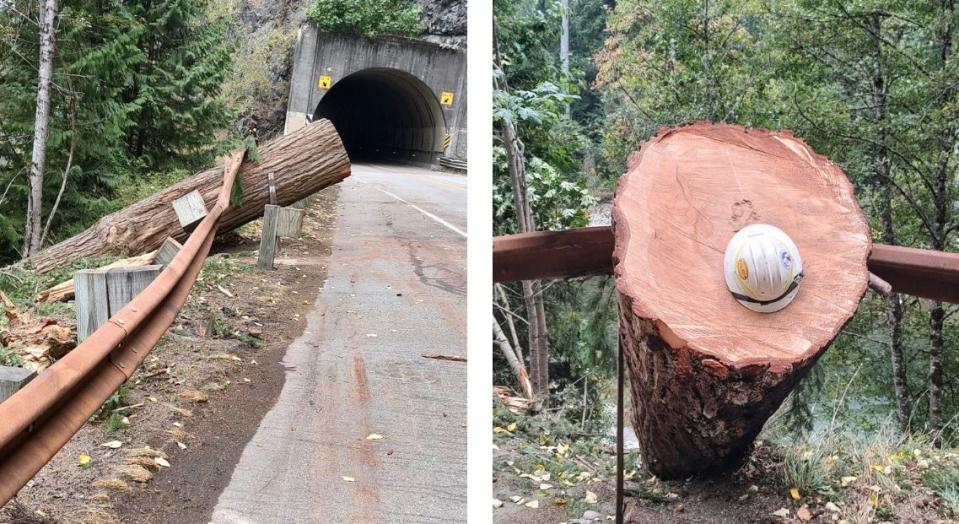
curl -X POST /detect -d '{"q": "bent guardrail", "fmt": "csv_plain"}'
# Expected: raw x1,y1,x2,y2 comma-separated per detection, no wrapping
0,150,245,504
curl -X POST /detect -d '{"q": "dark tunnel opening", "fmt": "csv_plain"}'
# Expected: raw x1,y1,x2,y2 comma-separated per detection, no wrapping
313,68,447,164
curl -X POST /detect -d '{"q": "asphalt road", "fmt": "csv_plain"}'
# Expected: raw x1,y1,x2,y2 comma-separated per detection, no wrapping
211,163,467,523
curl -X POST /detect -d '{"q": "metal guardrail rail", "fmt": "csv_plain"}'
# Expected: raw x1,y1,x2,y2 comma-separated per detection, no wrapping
493,226,959,304
0,150,247,504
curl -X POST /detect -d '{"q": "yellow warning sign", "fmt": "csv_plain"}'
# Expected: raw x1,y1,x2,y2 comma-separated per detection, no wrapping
318,75,333,90
440,91,454,106
443,134,451,150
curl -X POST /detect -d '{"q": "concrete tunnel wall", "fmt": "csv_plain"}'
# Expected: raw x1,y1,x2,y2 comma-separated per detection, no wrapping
285,27,467,165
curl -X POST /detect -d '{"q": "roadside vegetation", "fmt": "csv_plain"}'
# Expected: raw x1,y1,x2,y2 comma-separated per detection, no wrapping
493,0,959,521
306,0,425,39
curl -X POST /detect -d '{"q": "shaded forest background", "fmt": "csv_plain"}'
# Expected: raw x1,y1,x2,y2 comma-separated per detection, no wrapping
493,0,959,447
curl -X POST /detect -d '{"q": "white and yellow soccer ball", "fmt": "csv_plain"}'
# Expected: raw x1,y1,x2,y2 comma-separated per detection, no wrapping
723,224,803,313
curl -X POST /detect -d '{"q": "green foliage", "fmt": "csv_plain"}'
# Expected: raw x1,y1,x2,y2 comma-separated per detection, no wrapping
123,0,236,170
0,0,236,265
0,346,23,368
103,412,128,432
924,467,959,515
95,384,130,430
306,0,424,39
493,146,595,235
492,0,608,419
781,444,833,497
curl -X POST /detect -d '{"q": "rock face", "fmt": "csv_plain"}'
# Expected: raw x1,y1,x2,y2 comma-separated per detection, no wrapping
420,0,467,36
227,0,311,139
227,0,466,139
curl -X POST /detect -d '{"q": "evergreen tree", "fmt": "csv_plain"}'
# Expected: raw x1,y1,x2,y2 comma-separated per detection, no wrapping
0,0,235,264
124,0,234,170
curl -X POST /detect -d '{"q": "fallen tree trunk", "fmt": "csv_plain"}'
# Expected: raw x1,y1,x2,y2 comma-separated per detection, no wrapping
612,123,870,479
25,120,350,273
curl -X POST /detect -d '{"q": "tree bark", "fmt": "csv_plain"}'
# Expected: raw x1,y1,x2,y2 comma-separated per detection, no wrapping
867,12,912,434
927,0,955,446
498,107,551,397
24,120,350,273
560,0,570,74
613,123,870,478
493,318,534,399
496,36,551,399
23,0,58,258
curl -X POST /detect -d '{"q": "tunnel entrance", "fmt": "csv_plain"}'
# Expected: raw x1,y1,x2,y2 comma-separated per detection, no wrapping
313,68,447,164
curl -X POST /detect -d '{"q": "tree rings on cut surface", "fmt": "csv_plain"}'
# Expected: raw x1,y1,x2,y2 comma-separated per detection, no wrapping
612,122,870,478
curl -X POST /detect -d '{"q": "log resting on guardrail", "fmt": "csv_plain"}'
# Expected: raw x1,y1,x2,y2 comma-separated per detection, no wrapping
25,120,350,274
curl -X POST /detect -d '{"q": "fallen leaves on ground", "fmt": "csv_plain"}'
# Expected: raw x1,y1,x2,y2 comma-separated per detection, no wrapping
178,389,209,403
113,465,152,483
93,478,130,493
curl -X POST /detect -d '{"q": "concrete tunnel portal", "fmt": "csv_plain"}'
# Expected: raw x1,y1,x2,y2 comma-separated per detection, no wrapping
313,68,447,164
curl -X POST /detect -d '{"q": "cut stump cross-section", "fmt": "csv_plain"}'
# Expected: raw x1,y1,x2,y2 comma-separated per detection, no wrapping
612,122,871,479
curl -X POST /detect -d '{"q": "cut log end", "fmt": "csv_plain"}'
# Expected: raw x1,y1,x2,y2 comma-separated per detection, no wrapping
612,122,870,478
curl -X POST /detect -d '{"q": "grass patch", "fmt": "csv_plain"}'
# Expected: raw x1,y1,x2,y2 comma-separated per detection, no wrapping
0,345,23,367
103,412,129,433
781,445,833,498
98,384,132,432
924,467,959,516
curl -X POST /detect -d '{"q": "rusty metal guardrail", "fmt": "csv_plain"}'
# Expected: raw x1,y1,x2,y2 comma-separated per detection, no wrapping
493,226,959,304
0,149,246,504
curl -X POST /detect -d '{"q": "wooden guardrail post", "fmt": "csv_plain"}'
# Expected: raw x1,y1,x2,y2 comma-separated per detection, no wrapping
154,237,182,266
75,265,163,341
0,367,36,404
277,207,306,238
172,190,208,230
257,204,280,270
75,269,109,342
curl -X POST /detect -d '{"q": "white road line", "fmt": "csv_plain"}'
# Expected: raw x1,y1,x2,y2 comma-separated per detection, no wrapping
368,184,467,238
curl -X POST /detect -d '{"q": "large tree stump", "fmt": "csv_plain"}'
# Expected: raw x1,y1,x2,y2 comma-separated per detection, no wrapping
26,120,350,273
612,123,870,479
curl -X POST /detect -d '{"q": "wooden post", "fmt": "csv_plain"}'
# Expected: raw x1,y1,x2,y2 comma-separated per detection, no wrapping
75,266,162,341
75,269,109,342
105,266,163,316
257,205,280,270
0,367,36,404
613,123,870,478
154,237,182,266
172,190,208,229
276,207,306,238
